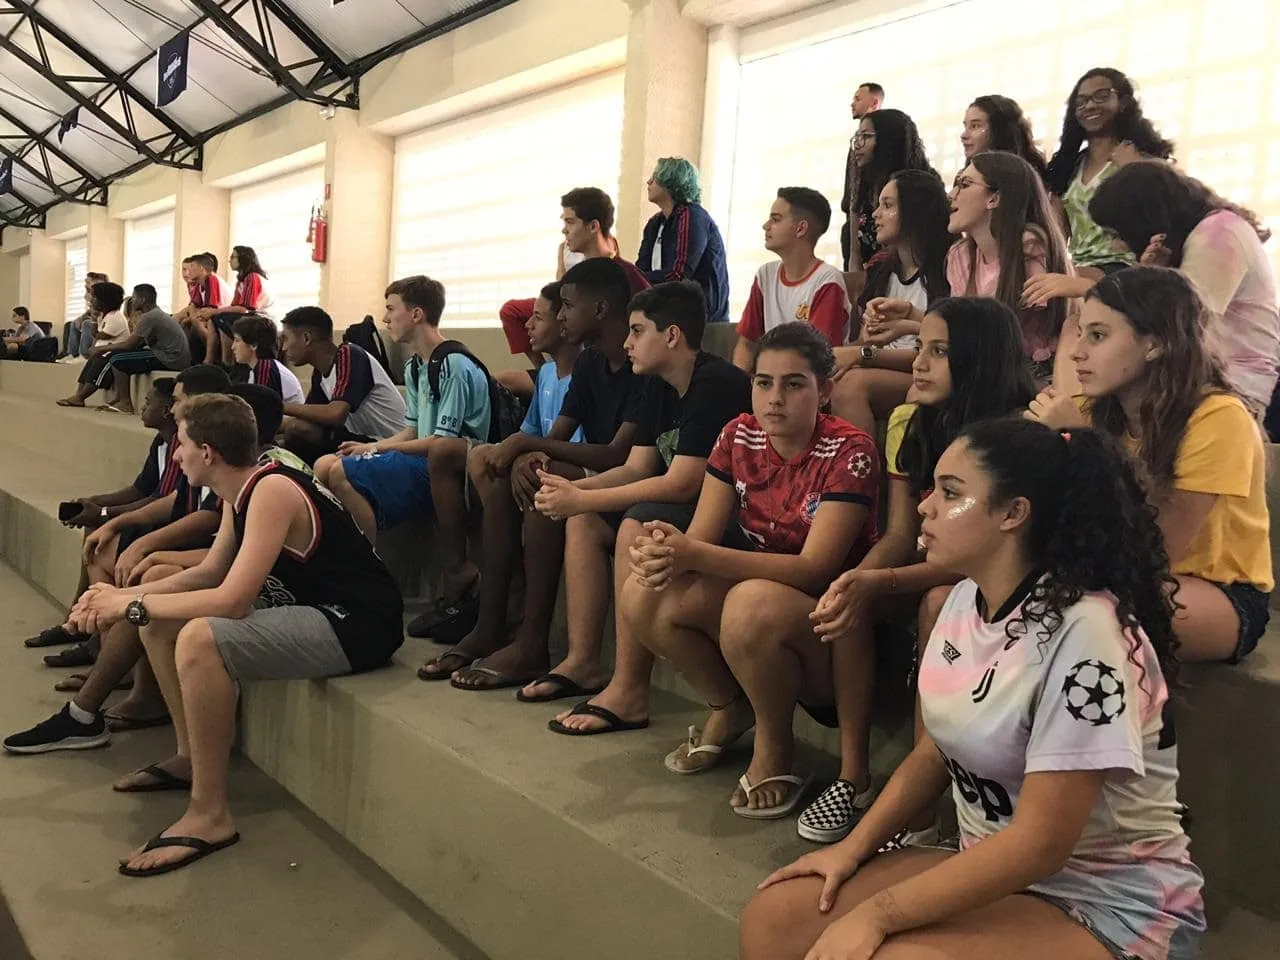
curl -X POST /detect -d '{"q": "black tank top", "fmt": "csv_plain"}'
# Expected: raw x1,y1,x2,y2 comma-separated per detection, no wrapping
232,462,404,672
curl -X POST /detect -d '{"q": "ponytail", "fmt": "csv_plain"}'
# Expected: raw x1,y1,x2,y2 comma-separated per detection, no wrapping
959,418,1180,688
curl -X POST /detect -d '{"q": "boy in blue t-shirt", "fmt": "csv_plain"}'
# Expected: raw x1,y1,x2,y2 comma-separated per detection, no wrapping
518,281,584,441
315,276,491,607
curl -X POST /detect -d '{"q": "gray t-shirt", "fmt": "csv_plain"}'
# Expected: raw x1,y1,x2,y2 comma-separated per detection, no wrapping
134,307,191,369
15,320,43,342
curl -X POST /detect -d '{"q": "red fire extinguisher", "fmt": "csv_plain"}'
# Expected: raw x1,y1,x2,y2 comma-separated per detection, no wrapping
309,202,328,264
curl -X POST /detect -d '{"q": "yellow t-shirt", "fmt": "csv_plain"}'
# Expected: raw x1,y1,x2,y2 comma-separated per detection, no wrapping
884,403,917,481
1158,393,1272,591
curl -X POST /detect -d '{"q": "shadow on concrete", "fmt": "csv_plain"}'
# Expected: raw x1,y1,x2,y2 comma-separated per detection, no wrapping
0,889,34,960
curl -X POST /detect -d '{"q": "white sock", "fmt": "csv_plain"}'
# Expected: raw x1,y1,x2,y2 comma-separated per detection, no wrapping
67,700,96,725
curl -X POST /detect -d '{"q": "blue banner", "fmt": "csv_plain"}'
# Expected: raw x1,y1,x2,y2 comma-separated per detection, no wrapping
157,31,189,108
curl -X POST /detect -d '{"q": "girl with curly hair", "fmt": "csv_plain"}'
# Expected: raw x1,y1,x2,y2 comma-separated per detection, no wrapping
1086,162,1279,420
743,416,1205,960
843,108,935,273
806,297,1035,845
637,157,730,323
1028,266,1272,663
831,169,953,436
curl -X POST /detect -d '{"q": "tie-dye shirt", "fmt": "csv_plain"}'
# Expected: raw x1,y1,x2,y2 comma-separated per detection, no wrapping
920,580,1204,960
1180,209,1280,419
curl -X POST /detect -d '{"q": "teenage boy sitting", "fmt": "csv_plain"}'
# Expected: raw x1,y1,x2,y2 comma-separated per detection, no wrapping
87,284,192,415
314,276,490,622
230,313,305,404
61,394,403,876
408,280,581,639
28,367,231,664
279,306,406,464
731,187,851,371
521,280,750,704
3,307,45,358
4,384,292,756
420,258,648,686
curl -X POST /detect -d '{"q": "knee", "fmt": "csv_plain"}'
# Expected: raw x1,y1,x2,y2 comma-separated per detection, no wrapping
466,445,491,485
739,884,812,960
720,580,790,658
314,454,339,485
614,518,644,559
141,563,180,584
428,442,466,479
174,619,221,676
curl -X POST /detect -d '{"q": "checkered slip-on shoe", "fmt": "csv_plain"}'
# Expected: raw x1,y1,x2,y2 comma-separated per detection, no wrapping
796,778,879,844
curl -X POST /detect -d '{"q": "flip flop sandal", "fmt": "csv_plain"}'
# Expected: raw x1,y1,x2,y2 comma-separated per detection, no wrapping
112,763,192,794
450,665,537,692
119,833,241,878
53,672,133,693
105,713,172,732
516,672,605,704
24,625,88,648
98,404,131,415
417,650,475,682
43,642,95,668
55,399,84,407
732,772,814,821
664,724,733,775
547,701,650,737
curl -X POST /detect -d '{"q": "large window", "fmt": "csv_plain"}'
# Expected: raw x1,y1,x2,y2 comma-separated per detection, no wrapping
724,0,1280,317
229,166,324,318
392,70,625,327
123,211,175,311
63,234,87,325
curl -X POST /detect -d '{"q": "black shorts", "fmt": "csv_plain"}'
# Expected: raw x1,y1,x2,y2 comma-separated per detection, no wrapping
1214,580,1271,663
602,501,755,553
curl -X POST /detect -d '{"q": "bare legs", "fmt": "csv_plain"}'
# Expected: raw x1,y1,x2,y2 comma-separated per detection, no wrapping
830,369,912,439
1169,575,1243,662
315,455,378,545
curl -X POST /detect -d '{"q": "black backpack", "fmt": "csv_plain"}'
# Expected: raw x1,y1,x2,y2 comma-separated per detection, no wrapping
342,315,393,379
19,337,58,362
408,340,525,444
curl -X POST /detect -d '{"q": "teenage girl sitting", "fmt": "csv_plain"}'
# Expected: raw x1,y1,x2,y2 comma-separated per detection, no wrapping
743,417,1205,960
830,169,952,438
619,322,880,822
869,152,1071,385
806,297,1036,845
1028,265,1272,663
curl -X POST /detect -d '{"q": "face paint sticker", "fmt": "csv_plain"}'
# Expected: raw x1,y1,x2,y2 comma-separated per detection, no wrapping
946,496,977,520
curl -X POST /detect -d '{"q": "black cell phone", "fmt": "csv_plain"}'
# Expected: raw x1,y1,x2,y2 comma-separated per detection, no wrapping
58,501,82,523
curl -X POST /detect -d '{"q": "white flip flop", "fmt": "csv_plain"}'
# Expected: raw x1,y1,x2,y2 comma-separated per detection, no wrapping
664,725,728,775
732,772,814,820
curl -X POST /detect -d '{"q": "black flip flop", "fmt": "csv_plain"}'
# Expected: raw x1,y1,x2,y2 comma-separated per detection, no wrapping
547,702,650,737
119,833,241,878
43,642,95,668
25,626,88,649
105,713,172,732
450,665,537,692
516,672,606,704
112,763,192,794
417,651,475,682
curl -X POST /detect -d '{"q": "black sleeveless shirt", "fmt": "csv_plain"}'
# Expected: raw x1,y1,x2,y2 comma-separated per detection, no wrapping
232,462,404,672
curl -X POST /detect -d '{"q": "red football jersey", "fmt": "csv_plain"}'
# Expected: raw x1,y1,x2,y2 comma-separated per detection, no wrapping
706,412,879,562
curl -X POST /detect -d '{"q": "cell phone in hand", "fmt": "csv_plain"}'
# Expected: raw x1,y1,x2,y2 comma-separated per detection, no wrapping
58,501,82,523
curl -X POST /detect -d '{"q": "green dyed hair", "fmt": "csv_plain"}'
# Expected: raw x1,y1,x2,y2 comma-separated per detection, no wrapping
652,157,702,205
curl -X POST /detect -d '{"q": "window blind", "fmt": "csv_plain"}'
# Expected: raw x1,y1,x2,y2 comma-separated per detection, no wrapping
123,211,175,312
229,165,324,319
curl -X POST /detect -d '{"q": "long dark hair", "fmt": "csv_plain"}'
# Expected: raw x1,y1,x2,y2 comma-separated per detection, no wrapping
1088,161,1271,267
232,245,267,280
898,297,1036,493
1045,68,1175,196
859,169,953,311
960,417,1180,689
855,108,933,217
1084,266,1232,492
969,95,1049,184
961,152,1071,341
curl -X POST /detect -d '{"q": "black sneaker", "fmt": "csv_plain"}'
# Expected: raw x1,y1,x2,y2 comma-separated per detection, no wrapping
3,704,111,754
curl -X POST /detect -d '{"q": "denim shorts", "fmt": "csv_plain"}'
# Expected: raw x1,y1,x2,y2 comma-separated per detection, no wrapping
1214,580,1271,663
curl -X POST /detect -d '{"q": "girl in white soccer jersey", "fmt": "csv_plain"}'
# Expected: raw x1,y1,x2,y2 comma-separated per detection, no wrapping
743,417,1204,960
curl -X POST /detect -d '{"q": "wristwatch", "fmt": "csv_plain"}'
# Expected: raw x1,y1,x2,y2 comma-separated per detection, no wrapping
125,596,151,627
860,345,880,366
100,506,109,520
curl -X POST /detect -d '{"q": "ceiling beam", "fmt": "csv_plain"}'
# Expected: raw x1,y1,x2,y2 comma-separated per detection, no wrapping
186,0,355,108
0,141,81,203
0,102,108,189
349,0,519,77
259,0,354,87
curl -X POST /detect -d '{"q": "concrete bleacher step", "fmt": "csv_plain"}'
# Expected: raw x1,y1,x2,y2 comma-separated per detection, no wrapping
0,565,478,960
0,394,153,492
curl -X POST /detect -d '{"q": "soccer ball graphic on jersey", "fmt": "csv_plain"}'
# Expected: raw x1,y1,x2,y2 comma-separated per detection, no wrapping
1061,659,1126,726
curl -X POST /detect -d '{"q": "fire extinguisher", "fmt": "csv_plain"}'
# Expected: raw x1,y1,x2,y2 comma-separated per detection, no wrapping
310,202,328,264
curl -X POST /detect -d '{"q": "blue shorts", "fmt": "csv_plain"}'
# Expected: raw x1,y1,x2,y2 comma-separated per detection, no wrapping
339,450,431,529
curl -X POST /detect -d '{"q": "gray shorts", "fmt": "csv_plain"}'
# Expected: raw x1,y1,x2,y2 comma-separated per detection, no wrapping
207,606,353,683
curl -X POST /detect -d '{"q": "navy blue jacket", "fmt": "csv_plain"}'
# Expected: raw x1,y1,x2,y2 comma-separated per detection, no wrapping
636,203,730,323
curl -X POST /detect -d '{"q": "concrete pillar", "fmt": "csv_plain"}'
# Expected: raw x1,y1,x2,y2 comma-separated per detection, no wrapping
173,170,230,313
615,0,708,258
22,231,64,325
85,207,124,284
321,110,394,328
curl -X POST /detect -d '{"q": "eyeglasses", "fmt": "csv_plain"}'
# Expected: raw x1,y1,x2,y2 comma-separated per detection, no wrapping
1073,88,1116,109
952,175,989,192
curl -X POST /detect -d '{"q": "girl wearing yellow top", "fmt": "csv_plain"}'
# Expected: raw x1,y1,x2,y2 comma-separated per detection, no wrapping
1028,265,1272,662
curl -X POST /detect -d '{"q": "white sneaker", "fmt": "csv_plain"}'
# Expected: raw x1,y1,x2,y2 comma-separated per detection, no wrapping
797,778,879,843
